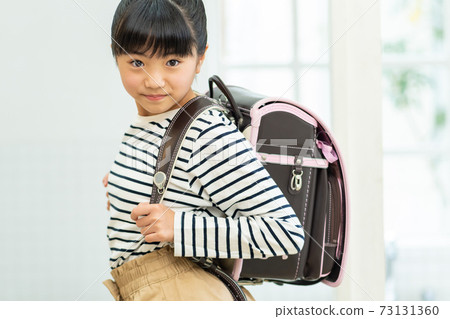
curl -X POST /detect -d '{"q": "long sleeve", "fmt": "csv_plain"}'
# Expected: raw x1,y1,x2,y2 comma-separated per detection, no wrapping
173,109,304,259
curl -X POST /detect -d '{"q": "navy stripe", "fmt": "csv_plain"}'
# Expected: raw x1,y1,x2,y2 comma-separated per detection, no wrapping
247,217,263,258
107,226,141,234
181,212,185,256
122,141,158,161
118,151,154,169
197,117,212,125
109,256,126,263
217,176,272,206
124,132,160,148
229,187,279,218
109,203,131,215
196,147,252,181
262,219,289,255
257,218,276,256
187,141,248,187
162,197,202,209
275,220,302,251
108,181,150,198
129,125,164,139
195,208,215,217
170,174,188,183
280,214,300,220
248,242,255,259
110,247,142,252
132,120,165,130
197,122,229,139
214,216,219,258
189,133,245,166
108,237,140,243
267,204,293,214
235,194,286,214
289,230,305,239
189,126,202,135
164,186,203,200
180,146,193,154
173,165,188,174
192,215,196,256
237,219,242,258
151,121,165,130
208,163,262,197
203,217,208,257
113,160,154,175
191,130,239,160
109,250,150,263
226,218,231,259
110,170,152,187
108,192,140,206
110,217,134,225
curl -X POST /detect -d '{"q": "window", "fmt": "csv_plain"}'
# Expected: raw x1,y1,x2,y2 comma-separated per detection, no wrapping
381,0,450,300
219,0,331,125
206,0,333,301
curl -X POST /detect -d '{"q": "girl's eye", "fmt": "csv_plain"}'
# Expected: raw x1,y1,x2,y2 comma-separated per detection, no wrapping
131,60,144,68
166,59,180,67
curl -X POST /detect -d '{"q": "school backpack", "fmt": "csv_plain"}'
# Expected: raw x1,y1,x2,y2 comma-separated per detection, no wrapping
151,75,349,296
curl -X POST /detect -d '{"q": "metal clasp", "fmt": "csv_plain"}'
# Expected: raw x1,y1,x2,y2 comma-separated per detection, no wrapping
154,171,167,195
291,170,303,191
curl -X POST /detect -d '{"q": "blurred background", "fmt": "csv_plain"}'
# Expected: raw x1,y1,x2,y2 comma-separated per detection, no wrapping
0,0,449,301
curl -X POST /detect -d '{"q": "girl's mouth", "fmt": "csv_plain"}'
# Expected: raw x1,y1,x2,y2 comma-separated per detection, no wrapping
144,94,167,101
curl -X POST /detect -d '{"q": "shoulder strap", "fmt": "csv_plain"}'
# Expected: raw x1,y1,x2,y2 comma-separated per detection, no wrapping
150,95,225,204
149,95,247,301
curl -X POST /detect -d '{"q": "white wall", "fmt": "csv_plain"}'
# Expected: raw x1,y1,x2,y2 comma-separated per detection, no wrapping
0,0,126,300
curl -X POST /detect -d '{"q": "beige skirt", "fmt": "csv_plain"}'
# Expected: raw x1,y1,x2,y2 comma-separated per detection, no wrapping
103,246,255,301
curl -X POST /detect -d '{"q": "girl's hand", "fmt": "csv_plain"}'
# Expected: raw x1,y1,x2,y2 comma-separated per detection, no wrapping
102,173,110,211
131,203,175,243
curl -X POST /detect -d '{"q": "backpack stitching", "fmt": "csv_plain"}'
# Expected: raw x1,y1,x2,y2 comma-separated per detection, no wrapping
327,182,332,244
294,126,317,280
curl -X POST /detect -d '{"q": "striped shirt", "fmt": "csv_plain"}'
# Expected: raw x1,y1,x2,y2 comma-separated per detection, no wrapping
106,106,304,269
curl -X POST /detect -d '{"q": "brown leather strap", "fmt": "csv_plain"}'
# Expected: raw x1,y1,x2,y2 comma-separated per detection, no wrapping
191,257,247,301
150,95,247,301
150,95,224,204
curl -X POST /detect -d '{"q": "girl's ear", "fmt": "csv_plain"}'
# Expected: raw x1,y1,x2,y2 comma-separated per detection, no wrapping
196,44,209,74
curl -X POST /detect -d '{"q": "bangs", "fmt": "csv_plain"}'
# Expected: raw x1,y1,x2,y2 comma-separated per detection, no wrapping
112,0,196,58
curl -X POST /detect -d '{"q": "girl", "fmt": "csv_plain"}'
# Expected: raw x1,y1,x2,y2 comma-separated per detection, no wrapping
102,0,304,301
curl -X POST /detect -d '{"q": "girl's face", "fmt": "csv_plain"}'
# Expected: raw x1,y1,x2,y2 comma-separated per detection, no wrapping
116,49,206,116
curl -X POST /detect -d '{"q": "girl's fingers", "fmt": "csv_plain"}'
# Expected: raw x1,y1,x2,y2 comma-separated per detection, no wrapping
105,191,110,211
102,173,109,187
135,214,151,228
140,221,159,235
144,233,159,244
130,202,152,221
103,173,110,211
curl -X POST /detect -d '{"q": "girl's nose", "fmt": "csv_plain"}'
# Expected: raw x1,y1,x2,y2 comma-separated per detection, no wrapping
144,72,165,89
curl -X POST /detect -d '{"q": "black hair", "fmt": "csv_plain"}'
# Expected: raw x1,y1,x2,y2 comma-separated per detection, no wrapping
111,0,207,59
